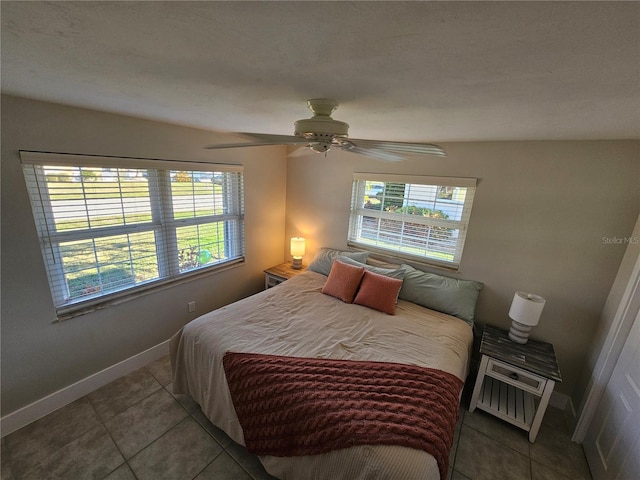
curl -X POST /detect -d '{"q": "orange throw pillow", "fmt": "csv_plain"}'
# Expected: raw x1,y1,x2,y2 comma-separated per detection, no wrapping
354,270,404,315
321,260,365,303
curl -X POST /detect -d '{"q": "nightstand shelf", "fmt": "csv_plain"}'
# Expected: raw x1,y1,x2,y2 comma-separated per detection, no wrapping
477,376,536,431
264,263,307,289
469,325,562,442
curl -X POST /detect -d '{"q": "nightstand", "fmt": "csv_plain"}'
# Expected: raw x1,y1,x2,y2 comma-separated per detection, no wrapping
469,325,562,442
264,263,307,289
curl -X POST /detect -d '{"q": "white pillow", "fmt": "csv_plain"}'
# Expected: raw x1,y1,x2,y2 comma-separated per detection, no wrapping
307,248,370,276
336,256,405,280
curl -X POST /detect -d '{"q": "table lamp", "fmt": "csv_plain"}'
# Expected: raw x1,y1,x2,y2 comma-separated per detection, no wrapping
290,237,305,270
508,291,546,344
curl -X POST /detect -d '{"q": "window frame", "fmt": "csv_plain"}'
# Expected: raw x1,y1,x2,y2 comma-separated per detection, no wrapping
21,151,245,319
348,173,477,270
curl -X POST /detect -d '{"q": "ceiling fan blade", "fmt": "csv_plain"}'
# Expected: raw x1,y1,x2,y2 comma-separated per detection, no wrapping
205,132,310,149
333,138,405,161
205,141,286,149
237,133,311,144
341,145,406,162
346,138,447,157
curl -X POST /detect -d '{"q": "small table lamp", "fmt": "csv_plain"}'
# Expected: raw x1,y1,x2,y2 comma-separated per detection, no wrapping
508,291,546,344
290,237,305,270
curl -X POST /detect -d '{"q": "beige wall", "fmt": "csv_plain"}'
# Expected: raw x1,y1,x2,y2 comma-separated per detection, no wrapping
285,141,640,407
0,95,287,415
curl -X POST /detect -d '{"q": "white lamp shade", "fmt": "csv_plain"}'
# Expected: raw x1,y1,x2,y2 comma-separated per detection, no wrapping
509,291,546,327
290,237,306,258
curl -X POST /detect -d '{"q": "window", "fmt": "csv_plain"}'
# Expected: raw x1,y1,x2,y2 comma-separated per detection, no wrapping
21,152,244,317
348,174,476,269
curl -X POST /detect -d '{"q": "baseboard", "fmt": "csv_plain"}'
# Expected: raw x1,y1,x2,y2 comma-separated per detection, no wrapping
549,391,576,419
0,339,170,437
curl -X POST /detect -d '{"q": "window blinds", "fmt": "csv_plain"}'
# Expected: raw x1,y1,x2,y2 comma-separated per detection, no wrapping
348,174,476,269
21,151,244,316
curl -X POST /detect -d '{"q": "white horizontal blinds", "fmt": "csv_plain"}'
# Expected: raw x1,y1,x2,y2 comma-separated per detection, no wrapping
348,174,476,268
21,152,244,314
222,171,245,261
22,164,163,308
168,169,244,274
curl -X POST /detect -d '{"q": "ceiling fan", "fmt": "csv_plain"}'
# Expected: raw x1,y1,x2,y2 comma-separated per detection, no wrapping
204,98,446,161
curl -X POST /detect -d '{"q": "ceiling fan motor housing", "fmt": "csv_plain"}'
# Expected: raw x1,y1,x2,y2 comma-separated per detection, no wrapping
294,119,348,152
293,98,349,142
294,99,349,152
294,117,349,138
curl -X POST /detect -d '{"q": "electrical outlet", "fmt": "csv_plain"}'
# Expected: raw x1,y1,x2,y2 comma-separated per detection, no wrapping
188,301,195,312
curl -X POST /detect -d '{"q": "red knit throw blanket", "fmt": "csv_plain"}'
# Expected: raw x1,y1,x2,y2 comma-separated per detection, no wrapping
223,352,463,480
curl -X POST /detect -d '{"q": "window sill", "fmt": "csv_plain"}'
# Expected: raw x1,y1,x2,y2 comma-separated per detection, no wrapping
54,259,245,322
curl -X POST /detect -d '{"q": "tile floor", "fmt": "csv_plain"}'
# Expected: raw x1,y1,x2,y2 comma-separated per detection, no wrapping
1,356,593,480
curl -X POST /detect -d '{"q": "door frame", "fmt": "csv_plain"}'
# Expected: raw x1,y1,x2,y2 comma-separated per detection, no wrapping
573,245,640,442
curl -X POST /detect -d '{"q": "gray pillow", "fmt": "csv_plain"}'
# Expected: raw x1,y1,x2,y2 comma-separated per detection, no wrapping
398,264,483,324
307,248,370,276
337,256,405,280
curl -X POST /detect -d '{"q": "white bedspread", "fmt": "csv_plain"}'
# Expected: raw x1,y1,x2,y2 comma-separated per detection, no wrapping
171,270,473,480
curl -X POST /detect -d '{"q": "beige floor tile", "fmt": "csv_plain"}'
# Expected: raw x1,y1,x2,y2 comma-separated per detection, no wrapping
129,417,223,480
191,407,234,448
104,388,188,458
455,425,531,480
103,463,137,480
87,368,162,421
194,451,253,480
530,427,592,480
532,460,574,480
1,440,14,480
171,390,202,414
146,355,173,386
540,406,572,433
463,408,530,456
18,425,124,480
5,397,101,478
451,470,472,480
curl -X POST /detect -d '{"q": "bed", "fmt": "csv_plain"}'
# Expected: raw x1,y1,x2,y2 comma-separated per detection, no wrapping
170,250,481,480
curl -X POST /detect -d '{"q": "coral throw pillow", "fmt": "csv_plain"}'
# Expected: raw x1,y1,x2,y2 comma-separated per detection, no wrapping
354,270,404,315
321,260,365,303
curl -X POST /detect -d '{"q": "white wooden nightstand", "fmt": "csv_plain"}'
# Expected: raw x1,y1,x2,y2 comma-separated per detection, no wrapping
469,325,562,442
264,263,307,289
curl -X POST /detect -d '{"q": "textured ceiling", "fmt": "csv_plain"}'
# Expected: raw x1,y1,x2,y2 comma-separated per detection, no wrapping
2,1,639,142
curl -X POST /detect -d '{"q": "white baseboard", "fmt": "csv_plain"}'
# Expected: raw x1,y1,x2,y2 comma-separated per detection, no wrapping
549,391,576,419
0,339,170,437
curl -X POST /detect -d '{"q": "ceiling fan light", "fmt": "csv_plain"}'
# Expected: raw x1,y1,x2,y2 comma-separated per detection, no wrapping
310,142,332,153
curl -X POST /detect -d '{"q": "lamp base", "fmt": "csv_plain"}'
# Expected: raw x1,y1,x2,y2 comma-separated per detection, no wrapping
292,257,302,270
508,321,532,344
